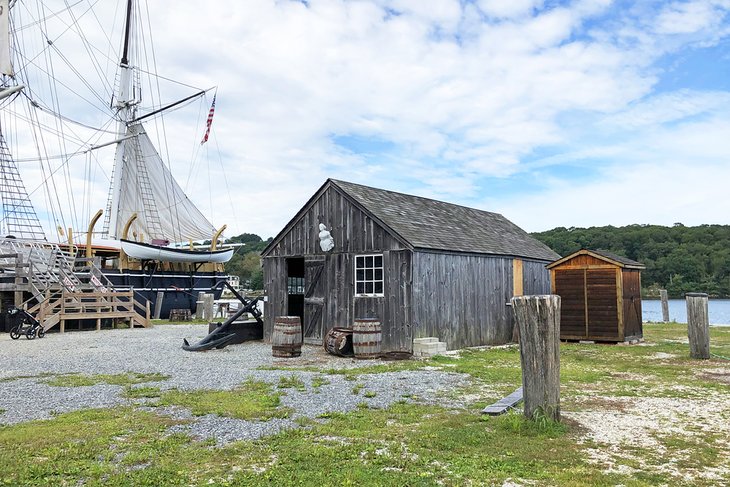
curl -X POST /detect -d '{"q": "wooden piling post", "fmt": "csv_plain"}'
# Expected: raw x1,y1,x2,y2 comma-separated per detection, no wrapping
203,293,215,322
195,291,205,320
660,289,669,322
686,293,710,359
511,295,561,422
154,291,164,320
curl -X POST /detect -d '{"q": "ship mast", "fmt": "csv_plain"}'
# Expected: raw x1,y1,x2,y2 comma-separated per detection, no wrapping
107,0,136,238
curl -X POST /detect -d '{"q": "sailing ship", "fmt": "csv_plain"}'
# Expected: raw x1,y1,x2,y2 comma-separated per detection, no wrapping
0,0,232,322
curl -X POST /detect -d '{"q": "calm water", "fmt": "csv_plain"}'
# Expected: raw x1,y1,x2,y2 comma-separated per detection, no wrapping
642,299,730,325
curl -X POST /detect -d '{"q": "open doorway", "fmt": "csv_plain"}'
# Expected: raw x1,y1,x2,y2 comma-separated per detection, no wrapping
286,258,305,325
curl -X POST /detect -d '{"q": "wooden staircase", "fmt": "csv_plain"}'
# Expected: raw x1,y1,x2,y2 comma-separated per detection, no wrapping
1,238,150,331
29,290,150,332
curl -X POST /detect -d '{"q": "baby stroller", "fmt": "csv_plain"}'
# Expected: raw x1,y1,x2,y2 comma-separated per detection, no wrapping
8,307,45,340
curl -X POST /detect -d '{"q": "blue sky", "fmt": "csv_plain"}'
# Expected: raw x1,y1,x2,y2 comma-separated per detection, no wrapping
201,0,730,237
10,0,730,239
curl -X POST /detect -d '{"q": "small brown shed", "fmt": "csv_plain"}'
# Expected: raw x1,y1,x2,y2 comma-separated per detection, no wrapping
547,249,644,342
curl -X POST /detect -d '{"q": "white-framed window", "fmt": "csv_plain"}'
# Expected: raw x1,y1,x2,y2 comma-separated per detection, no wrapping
355,254,384,296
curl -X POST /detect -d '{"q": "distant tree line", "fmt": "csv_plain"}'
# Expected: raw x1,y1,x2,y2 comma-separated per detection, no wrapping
222,233,272,290
531,224,730,298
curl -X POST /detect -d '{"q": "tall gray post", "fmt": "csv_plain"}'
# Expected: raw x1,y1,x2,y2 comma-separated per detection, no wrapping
660,289,669,322
203,293,215,322
686,293,710,359
511,294,561,422
195,291,205,320
153,291,164,320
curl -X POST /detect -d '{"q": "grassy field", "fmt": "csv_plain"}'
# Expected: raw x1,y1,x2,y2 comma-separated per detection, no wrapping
1,323,729,486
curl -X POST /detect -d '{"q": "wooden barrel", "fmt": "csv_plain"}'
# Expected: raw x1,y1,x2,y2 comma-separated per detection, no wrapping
323,327,354,357
352,318,381,359
272,316,302,358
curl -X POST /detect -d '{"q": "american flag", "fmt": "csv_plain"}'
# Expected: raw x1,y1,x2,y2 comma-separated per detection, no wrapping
200,95,216,145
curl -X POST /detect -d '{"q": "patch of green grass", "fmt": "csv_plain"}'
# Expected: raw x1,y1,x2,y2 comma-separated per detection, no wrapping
363,391,377,398
0,401,674,486
311,376,330,389
1,323,729,486
151,318,209,325
158,379,290,420
0,372,58,383
654,432,725,471
278,375,306,391
124,386,163,399
0,408,201,486
352,383,364,395
42,372,168,388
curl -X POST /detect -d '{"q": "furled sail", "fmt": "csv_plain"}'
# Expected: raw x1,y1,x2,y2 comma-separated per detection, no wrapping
110,123,217,242
0,0,12,76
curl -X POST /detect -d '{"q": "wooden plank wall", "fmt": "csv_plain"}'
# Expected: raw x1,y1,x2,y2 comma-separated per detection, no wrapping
264,250,412,351
411,252,515,349
522,260,552,295
263,185,410,345
264,185,405,258
622,269,643,339
586,268,620,339
554,269,587,339
262,258,287,342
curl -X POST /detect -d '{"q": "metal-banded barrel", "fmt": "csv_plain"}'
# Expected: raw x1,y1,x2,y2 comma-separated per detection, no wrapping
323,327,354,357
352,318,381,359
272,316,302,358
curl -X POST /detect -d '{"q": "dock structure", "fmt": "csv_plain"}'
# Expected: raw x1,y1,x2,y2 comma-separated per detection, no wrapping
1,238,149,333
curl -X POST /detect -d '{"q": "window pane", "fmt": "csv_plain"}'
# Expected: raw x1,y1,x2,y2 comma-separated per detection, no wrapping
356,256,364,268
374,255,382,267
366,256,374,267
356,282,365,294
356,269,364,281
365,282,374,294
374,269,382,281
374,282,383,294
365,269,373,280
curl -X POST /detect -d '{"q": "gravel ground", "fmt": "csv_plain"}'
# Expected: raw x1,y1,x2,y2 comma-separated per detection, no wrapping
0,325,471,444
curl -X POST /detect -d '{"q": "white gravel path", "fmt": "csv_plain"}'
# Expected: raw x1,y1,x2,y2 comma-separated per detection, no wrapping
0,325,471,443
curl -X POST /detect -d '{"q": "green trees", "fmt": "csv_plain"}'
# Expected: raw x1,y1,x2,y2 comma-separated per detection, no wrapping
532,224,730,298
223,234,272,290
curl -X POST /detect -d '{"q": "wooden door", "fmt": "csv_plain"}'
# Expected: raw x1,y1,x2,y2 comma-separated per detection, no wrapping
586,269,619,339
303,256,326,344
554,269,587,339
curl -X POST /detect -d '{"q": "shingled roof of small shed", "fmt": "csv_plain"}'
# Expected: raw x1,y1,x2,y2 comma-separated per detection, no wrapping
590,249,645,268
331,179,560,261
546,249,645,269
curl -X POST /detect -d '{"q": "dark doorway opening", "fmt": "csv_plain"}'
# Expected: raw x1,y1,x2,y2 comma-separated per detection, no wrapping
286,258,305,325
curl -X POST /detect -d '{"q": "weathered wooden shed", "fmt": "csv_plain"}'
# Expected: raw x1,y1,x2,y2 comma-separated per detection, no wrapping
547,249,645,342
261,179,559,352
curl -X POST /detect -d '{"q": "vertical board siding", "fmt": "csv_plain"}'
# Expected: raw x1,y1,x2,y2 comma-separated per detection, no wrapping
554,269,587,339
522,260,552,295
411,252,519,349
622,269,643,338
586,269,619,338
263,185,409,347
263,258,287,341
265,186,405,258
263,184,552,350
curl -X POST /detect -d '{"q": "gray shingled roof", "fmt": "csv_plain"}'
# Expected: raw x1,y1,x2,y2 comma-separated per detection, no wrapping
331,179,560,262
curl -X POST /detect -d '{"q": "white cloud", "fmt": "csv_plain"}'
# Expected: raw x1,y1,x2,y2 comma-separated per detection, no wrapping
496,110,730,231
7,0,730,241
477,0,545,19
654,0,726,35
